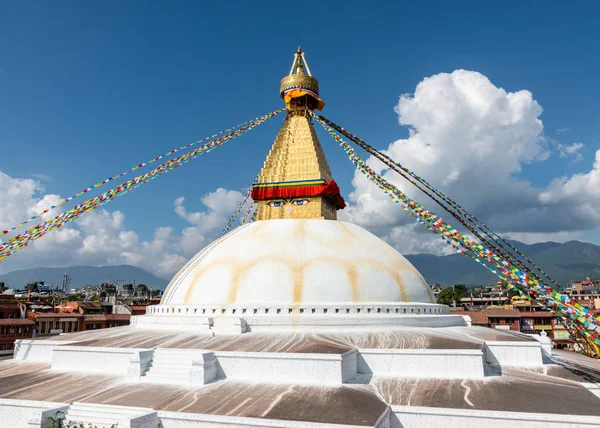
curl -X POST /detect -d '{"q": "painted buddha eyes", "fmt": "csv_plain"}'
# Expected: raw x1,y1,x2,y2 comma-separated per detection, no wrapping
267,199,310,207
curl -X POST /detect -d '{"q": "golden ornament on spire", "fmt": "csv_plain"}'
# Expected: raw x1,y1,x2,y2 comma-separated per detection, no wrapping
279,47,325,112
251,49,344,221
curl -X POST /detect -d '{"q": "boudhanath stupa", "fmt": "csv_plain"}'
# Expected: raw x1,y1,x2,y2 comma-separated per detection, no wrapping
1,49,600,428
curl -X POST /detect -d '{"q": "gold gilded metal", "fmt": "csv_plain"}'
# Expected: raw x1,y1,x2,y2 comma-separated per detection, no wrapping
279,47,320,99
255,48,337,221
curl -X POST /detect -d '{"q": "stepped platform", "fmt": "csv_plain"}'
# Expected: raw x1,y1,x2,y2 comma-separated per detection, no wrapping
1,325,600,427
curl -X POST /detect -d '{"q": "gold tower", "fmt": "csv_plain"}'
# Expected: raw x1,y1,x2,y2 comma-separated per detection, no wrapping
251,48,345,220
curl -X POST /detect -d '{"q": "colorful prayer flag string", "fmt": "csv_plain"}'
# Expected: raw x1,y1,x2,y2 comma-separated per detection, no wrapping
315,115,600,347
1,110,284,237
0,110,282,261
317,114,560,290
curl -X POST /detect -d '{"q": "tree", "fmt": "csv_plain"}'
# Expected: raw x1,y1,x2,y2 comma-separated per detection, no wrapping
436,284,469,306
437,288,457,306
67,293,85,302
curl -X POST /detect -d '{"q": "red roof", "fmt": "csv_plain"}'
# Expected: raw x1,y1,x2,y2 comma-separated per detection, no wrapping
451,310,489,325
519,311,555,318
485,309,522,318
0,319,34,326
105,314,130,321
84,315,107,322
30,312,83,318
0,304,19,310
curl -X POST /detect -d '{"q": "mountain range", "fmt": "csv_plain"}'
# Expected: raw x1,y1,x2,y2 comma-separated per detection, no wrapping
0,240,599,290
0,265,169,290
405,240,600,286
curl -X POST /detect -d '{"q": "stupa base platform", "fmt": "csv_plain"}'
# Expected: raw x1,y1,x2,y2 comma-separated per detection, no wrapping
2,327,599,427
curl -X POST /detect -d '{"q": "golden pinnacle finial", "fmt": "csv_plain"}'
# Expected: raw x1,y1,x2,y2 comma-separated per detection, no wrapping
280,48,323,111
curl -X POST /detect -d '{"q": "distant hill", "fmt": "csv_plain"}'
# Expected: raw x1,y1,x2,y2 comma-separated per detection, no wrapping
405,240,600,287
0,265,169,290
1,240,598,291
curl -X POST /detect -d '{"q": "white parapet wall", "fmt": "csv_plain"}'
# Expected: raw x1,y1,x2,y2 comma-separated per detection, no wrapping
14,339,78,362
483,341,543,367
130,314,212,331
51,346,154,380
358,348,485,379
157,410,389,428
214,350,358,384
391,405,600,428
0,399,69,428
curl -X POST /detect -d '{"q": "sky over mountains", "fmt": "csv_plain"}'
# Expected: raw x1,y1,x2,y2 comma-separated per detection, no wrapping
1,2,599,279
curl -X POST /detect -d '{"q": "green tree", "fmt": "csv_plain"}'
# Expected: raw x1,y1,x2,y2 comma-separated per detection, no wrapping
66,293,85,302
453,284,469,300
437,288,457,305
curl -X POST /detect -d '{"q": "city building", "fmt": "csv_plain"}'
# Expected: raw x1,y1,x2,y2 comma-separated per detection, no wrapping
0,296,33,355
0,49,599,428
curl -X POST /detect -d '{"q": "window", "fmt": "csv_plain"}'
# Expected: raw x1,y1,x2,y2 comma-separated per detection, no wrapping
24,327,30,335
9,327,14,335
1,327,7,336
41,322,46,333
17,327,22,336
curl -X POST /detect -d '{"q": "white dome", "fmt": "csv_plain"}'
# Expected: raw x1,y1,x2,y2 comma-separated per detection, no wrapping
162,219,435,306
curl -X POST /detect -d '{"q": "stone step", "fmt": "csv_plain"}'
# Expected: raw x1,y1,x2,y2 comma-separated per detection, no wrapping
64,402,159,428
154,348,205,354
64,413,121,427
146,361,192,369
150,356,202,364
147,360,194,368
67,402,153,416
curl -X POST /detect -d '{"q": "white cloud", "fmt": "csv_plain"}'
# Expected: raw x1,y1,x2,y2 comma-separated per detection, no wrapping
0,171,246,280
556,142,584,161
340,69,600,254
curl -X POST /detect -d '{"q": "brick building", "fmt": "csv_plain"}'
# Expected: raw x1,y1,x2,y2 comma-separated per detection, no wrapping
0,298,34,355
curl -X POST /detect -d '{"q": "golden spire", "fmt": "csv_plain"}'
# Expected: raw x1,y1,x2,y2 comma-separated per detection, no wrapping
251,49,345,221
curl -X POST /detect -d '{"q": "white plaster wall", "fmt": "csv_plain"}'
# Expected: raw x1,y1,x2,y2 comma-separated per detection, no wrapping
157,411,375,428
243,314,464,332
131,314,211,331
14,339,77,362
0,399,68,428
358,349,485,379
214,351,355,384
146,303,449,317
161,220,436,306
51,346,153,376
484,341,543,367
391,405,600,428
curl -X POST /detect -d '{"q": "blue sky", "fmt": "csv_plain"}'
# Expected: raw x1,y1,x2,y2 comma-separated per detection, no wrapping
1,1,599,277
